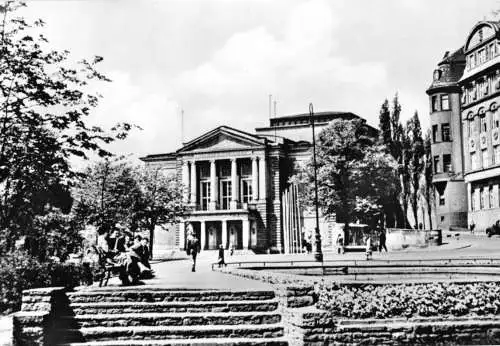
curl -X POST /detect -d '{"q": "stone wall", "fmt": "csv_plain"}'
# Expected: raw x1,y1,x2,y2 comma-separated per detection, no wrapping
14,287,65,346
287,310,500,345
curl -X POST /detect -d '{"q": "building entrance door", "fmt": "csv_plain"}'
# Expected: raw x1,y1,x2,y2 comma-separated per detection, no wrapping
250,220,257,249
228,221,242,249
206,222,222,250
207,226,217,249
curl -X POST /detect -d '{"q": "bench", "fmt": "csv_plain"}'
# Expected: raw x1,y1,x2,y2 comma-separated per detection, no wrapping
93,246,123,287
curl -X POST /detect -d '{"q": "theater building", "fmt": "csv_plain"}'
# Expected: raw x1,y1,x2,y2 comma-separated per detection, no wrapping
141,111,376,253
427,21,500,232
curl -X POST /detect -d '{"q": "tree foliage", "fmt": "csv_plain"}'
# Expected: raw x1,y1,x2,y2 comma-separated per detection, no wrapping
0,1,132,255
73,161,186,257
422,130,435,229
135,167,185,257
405,111,425,227
72,159,143,232
294,119,399,228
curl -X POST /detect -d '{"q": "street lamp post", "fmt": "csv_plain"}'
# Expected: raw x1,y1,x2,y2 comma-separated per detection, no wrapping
309,103,323,262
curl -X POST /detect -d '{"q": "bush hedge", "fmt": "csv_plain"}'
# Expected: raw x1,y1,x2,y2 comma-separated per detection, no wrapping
0,251,90,315
316,281,500,319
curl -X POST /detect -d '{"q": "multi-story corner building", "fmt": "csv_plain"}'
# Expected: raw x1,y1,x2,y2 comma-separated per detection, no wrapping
428,21,500,232
141,111,377,253
426,48,468,231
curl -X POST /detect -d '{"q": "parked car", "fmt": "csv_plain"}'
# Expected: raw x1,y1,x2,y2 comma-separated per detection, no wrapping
486,220,500,237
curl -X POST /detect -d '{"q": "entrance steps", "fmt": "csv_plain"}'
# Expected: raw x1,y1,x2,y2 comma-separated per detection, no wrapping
55,288,287,345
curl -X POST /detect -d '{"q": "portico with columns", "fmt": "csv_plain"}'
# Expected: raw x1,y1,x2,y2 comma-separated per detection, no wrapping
176,126,270,251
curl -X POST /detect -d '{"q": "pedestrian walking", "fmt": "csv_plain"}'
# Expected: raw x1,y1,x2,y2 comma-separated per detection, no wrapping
217,244,225,267
378,229,388,252
470,220,476,234
188,235,200,272
365,235,372,260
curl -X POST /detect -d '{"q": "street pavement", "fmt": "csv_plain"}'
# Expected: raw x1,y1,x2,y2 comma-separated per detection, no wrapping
99,232,500,289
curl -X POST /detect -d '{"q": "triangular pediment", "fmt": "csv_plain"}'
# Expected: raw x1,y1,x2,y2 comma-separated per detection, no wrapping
178,126,266,154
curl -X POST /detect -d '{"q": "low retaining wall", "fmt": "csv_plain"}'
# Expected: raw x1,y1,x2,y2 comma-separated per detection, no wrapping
288,310,500,345
217,266,316,308
386,228,441,250
14,287,66,346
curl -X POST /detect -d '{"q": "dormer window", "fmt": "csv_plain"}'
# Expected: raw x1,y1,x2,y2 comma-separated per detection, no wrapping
433,69,441,81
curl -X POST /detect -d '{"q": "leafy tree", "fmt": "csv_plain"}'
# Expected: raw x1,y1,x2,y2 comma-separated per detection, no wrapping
294,119,399,232
353,145,400,227
0,0,132,253
377,94,407,228
72,159,143,233
73,163,186,258
135,167,185,258
390,94,403,162
422,130,435,229
379,99,392,147
406,111,425,227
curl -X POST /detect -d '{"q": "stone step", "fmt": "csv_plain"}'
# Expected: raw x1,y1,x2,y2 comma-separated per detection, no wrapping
59,311,281,328
58,336,289,345
68,300,279,315
57,324,284,343
68,290,275,304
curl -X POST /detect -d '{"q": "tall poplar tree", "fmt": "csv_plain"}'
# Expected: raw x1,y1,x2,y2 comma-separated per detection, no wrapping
406,112,425,227
423,130,434,229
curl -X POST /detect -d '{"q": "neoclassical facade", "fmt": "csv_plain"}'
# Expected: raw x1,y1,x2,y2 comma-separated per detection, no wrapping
142,111,373,253
428,20,500,231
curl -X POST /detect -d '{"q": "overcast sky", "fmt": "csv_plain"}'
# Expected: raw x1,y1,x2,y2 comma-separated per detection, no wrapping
21,0,500,159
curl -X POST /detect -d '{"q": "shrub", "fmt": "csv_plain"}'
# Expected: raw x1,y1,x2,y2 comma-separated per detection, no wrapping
0,251,51,314
0,251,91,315
316,281,500,319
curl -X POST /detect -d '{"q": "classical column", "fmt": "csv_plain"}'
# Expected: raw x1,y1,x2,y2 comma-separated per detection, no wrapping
222,220,228,249
200,221,206,251
258,156,266,201
190,160,197,206
242,219,250,250
252,156,259,201
230,158,238,209
179,221,186,250
181,161,189,203
209,159,217,210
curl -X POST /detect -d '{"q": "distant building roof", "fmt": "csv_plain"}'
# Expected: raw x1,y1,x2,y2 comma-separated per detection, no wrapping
426,47,465,94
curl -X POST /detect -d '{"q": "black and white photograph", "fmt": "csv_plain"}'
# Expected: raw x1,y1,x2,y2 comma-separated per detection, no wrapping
2,0,500,345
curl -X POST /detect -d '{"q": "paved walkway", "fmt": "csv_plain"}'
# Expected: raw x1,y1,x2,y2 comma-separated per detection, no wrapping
95,233,500,290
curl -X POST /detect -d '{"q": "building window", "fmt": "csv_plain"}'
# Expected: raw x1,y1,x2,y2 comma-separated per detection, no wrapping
220,180,231,210
478,49,486,64
439,191,445,206
443,154,452,173
495,146,500,165
441,123,450,141
441,95,450,110
433,155,440,173
470,118,478,135
241,178,252,203
200,181,211,211
470,54,476,69
471,152,479,170
481,116,488,133
480,187,485,209
432,125,439,143
495,112,500,128
489,185,494,208
432,96,439,112
482,149,489,168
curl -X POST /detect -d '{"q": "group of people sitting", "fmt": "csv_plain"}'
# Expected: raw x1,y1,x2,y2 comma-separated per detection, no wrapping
96,225,153,285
